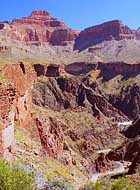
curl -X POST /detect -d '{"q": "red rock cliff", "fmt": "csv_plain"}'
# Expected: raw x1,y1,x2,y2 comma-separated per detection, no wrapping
0,10,79,46
74,20,140,51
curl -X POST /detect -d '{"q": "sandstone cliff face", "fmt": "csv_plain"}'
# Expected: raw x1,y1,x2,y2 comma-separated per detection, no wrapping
0,10,79,46
0,83,16,158
3,63,37,130
0,63,40,160
74,20,140,51
35,116,65,158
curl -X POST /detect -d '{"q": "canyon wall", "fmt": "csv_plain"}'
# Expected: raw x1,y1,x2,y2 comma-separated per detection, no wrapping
0,61,139,174
0,83,16,158
0,10,79,46
65,62,140,79
74,20,140,51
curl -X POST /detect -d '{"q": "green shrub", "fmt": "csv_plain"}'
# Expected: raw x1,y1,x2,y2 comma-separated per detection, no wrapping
111,177,131,190
80,181,106,190
80,176,140,190
110,177,140,190
0,160,34,190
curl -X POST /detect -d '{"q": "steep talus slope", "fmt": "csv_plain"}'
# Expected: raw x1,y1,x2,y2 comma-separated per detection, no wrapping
95,74,140,177
73,20,140,64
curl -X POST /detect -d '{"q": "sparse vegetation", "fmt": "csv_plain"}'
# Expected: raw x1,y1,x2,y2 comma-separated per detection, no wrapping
80,176,140,190
43,178,74,190
0,160,34,190
80,181,105,190
88,70,101,82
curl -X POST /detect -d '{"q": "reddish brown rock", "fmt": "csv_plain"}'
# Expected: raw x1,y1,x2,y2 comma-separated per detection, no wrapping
0,62,133,177
74,20,140,51
0,83,16,158
35,117,65,158
0,10,79,46
3,63,36,96
33,64,63,77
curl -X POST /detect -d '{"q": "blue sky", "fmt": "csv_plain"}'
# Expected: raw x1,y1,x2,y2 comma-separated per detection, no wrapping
0,0,140,30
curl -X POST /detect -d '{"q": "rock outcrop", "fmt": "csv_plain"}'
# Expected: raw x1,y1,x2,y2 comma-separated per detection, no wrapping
109,84,140,119
74,20,140,51
0,10,79,46
122,118,140,138
32,76,124,121
0,83,16,158
35,116,65,158
34,64,63,77
104,115,140,175
107,138,140,174
65,62,140,80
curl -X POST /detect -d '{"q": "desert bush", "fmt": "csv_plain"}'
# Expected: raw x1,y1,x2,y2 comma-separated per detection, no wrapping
80,176,140,190
43,178,74,190
110,177,140,190
0,160,34,190
80,181,106,190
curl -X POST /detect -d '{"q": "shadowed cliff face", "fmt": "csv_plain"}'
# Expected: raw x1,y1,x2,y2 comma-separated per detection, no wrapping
65,62,140,80
107,122,140,175
109,84,140,119
32,76,126,122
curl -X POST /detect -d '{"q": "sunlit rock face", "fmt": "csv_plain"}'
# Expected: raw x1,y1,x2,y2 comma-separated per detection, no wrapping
0,83,16,157
0,10,79,46
74,20,140,51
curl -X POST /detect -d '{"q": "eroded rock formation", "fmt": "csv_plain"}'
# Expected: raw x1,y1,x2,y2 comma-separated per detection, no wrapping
0,83,16,157
65,62,140,80
74,20,140,51
32,75,126,121
0,10,79,46
0,61,140,179
109,84,140,119
35,116,65,158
